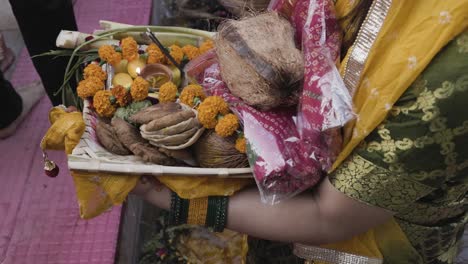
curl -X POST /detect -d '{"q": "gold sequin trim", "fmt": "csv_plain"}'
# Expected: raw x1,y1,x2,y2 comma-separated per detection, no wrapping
294,243,383,264
342,0,393,95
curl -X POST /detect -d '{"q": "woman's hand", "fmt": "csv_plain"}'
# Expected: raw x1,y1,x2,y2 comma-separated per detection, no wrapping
131,176,172,210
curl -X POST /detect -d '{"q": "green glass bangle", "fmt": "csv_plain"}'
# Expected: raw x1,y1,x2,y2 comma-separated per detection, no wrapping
169,192,189,226
205,196,229,232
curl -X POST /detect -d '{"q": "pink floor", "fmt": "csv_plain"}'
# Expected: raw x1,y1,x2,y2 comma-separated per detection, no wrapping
0,1,151,263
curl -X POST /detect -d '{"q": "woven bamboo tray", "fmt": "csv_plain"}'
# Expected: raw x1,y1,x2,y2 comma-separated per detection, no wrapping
68,91,252,178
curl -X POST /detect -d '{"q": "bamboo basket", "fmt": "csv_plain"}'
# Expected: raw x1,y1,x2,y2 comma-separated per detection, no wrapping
68,98,253,178
65,23,253,178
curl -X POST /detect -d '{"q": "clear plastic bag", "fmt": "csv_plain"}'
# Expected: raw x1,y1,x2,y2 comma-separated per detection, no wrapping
186,0,353,204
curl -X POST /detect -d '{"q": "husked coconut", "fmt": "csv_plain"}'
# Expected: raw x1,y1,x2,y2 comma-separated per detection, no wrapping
216,12,303,110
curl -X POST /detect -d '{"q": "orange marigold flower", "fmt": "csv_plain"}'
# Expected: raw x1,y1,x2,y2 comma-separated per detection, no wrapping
199,40,214,54
203,96,230,115
215,113,239,137
77,76,104,99
121,37,139,61
159,81,178,103
179,84,205,107
235,137,246,153
130,76,150,101
83,63,107,81
197,96,230,129
146,43,166,64
169,45,184,65
93,90,116,117
182,45,200,60
98,45,122,65
197,104,218,129
111,85,132,107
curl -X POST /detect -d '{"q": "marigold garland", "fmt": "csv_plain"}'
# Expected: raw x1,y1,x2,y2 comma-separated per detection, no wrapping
215,113,239,137
235,137,246,153
98,45,122,66
199,40,214,54
182,45,200,61
169,45,184,65
121,37,139,62
77,76,104,99
159,81,178,103
93,90,116,117
111,85,132,107
146,43,166,64
130,76,150,102
179,84,205,107
83,63,107,81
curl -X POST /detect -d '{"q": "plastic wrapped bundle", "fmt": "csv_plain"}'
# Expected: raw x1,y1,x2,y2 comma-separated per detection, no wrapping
186,0,354,204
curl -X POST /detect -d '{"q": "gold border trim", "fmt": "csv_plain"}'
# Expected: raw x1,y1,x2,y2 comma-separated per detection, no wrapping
342,0,393,95
294,243,383,264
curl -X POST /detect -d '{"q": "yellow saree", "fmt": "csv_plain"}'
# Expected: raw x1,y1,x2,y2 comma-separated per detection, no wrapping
293,0,468,263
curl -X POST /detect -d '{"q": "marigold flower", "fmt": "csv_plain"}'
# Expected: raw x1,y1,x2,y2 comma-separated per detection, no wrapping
179,84,205,107
199,40,214,54
98,45,122,65
203,96,230,115
93,90,116,117
197,104,218,129
130,76,149,101
197,96,230,129
111,85,132,107
77,76,104,99
146,43,166,64
83,63,107,81
159,81,178,103
169,45,184,65
182,45,200,60
235,137,246,153
121,37,139,61
215,113,239,137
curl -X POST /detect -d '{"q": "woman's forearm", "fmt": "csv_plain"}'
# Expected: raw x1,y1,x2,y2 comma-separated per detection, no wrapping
140,178,392,245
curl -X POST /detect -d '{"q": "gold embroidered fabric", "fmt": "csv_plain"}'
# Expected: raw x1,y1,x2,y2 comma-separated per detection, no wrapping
330,31,468,263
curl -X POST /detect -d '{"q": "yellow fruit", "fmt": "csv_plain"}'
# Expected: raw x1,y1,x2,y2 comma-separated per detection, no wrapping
113,59,128,73
112,73,133,88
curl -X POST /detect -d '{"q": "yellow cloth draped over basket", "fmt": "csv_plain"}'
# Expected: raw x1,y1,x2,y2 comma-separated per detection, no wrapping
40,107,252,219
306,0,468,263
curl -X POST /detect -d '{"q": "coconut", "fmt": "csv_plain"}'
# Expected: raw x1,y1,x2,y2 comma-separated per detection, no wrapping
193,130,249,168
215,12,304,110
218,0,270,17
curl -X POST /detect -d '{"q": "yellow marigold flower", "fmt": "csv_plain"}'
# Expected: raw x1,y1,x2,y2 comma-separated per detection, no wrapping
215,113,239,137
235,137,246,153
182,45,200,60
130,76,150,102
169,45,184,65
197,103,218,129
121,37,139,62
77,76,104,99
93,90,116,117
199,40,214,54
98,45,122,66
197,96,230,129
159,81,178,103
111,85,132,107
146,43,166,64
179,84,206,107
83,63,107,81
203,96,230,115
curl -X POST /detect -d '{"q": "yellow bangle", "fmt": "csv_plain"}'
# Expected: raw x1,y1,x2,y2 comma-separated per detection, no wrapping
187,197,209,226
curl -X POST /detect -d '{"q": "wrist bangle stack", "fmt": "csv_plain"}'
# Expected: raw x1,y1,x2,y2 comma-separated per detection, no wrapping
169,192,229,232
169,191,189,225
